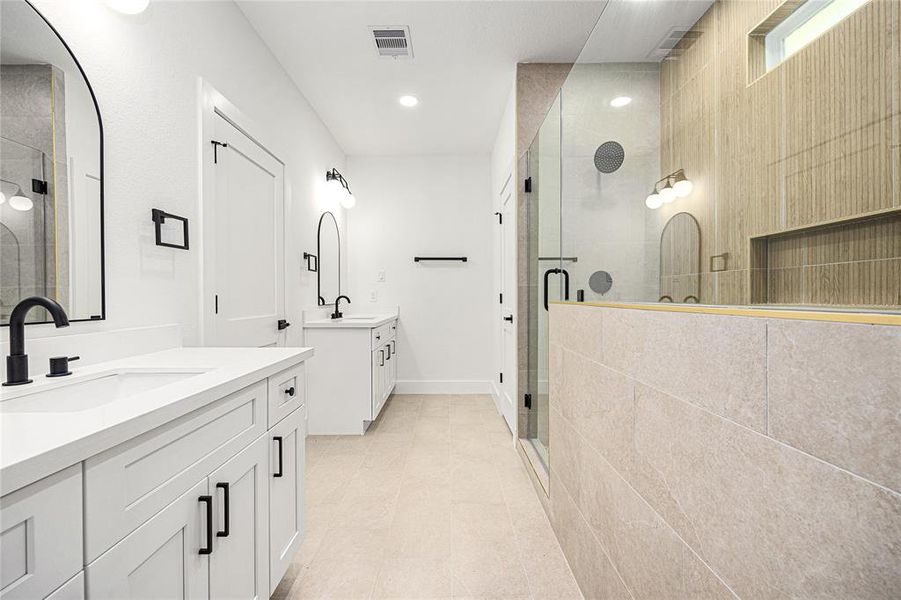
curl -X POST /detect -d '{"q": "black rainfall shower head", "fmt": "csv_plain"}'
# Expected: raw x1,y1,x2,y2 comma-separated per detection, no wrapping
594,141,625,174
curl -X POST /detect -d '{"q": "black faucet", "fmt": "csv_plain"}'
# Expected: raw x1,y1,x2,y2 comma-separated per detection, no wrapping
331,295,351,319
4,296,70,386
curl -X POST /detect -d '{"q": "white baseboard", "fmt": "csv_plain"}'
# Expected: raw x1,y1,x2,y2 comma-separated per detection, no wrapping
489,381,501,402
394,380,492,395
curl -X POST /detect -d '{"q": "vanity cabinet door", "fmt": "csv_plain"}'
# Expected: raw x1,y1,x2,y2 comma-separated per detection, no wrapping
371,347,386,419
208,435,269,600
388,340,397,394
0,465,82,600
86,479,209,600
268,406,306,594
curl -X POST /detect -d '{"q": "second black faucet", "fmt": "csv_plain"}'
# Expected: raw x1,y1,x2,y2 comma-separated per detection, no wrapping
331,295,351,319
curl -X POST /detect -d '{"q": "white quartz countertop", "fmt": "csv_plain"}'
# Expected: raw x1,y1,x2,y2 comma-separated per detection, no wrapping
0,346,312,496
304,313,397,328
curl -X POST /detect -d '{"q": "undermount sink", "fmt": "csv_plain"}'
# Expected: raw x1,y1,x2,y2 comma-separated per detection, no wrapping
0,369,209,414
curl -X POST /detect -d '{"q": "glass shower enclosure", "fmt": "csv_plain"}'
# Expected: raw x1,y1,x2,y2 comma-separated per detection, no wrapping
521,58,668,473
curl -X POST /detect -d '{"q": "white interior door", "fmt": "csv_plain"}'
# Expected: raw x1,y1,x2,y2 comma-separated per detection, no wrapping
209,112,285,347
499,174,517,434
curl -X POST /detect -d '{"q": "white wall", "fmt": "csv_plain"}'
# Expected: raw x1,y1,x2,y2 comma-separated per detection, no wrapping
2,0,346,370
345,155,493,393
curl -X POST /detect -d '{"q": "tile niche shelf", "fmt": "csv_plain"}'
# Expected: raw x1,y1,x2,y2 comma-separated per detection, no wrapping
749,207,901,308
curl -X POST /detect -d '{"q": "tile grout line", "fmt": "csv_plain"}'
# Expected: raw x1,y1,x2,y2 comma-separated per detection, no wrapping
560,343,901,498
555,404,741,600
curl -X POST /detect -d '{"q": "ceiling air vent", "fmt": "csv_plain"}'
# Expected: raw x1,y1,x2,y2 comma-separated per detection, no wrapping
648,26,702,61
370,26,413,59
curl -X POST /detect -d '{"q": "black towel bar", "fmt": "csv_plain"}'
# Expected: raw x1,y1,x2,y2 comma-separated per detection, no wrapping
414,257,468,262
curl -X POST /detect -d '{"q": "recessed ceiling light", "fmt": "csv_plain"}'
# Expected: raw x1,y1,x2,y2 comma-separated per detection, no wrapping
399,95,419,108
106,0,150,15
610,96,632,108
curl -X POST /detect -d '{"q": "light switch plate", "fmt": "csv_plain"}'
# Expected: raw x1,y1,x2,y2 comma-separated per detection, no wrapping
377,270,386,282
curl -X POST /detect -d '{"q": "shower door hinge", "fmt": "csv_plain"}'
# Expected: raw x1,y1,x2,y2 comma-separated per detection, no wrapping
524,393,532,409
499,372,503,384
211,140,228,164
32,179,47,195
494,211,502,224
524,177,532,193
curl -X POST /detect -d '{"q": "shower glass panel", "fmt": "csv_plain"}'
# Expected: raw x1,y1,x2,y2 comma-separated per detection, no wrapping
560,63,663,305
525,94,562,470
0,137,49,321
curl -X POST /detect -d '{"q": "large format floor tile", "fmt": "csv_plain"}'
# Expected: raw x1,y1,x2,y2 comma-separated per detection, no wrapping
274,394,581,600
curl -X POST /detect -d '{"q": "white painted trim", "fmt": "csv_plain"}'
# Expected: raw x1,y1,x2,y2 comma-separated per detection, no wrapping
394,380,493,395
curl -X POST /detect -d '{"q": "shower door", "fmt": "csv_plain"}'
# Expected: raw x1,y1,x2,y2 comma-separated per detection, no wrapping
523,95,562,471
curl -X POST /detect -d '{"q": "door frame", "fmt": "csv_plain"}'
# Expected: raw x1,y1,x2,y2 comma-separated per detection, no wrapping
199,80,287,346
494,167,517,439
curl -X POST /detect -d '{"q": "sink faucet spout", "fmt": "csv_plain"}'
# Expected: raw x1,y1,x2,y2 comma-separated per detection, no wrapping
331,295,351,320
4,296,70,386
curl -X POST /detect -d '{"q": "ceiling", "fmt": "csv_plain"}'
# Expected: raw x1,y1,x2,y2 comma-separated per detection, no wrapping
237,0,712,156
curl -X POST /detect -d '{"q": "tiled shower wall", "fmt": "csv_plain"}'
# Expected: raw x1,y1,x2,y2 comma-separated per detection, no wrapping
548,303,900,599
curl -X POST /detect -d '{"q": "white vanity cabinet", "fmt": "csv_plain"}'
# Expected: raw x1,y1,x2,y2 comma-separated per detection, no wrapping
0,351,309,600
305,315,398,435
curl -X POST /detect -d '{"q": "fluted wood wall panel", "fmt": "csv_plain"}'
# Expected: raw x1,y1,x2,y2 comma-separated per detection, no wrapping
660,0,901,307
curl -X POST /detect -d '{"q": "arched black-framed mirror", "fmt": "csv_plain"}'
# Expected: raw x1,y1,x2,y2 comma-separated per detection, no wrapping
316,211,340,306
0,0,105,325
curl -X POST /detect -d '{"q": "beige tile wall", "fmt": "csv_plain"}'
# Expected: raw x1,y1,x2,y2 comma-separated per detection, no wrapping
548,303,901,599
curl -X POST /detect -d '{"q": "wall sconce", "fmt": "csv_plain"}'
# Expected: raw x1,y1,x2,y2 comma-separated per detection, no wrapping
326,168,356,209
645,169,693,209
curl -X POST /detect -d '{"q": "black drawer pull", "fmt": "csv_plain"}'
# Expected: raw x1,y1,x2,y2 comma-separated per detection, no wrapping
284,386,295,397
386,345,392,360
199,495,213,554
216,483,229,537
273,436,284,478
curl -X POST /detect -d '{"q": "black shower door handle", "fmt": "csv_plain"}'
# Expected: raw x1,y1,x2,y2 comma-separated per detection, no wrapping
543,268,571,311
560,269,570,301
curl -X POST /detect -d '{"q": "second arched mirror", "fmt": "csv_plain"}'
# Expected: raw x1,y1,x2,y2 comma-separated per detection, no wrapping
659,212,701,303
317,211,340,306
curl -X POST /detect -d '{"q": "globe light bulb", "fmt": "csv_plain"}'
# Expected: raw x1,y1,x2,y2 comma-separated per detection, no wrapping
9,194,33,211
645,193,662,209
340,192,356,209
672,170,693,197
659,183,676,203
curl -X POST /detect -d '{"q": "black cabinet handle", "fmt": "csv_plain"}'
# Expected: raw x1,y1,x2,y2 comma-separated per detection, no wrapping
386,345,392,360
215,483,229,537
284,386,295,397
273,436,284,478
503,315,513,322
198,495,213,555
